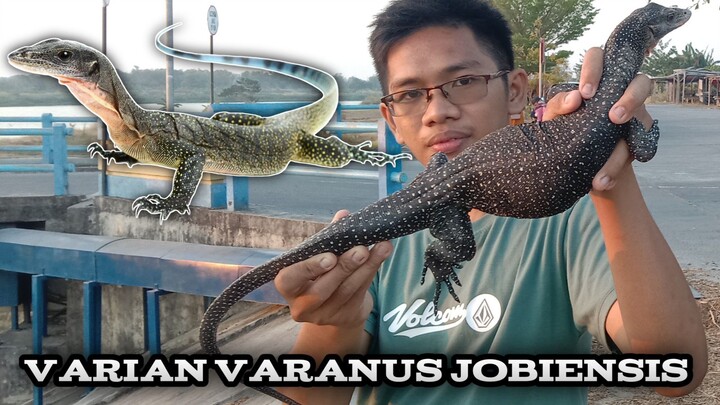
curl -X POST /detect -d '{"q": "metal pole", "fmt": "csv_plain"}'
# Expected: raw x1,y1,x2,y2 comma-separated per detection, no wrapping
210,35,214,104
100,2,109,196
165,0,174,112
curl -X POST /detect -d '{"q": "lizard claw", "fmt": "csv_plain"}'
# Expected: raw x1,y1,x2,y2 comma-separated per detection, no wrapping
87,142,104,159
349,141,413,167
421,260,463,311
132,194,190,222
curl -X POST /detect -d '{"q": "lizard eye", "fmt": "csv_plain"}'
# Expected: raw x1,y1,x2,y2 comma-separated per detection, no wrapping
667,14,675,22
57,50,73,61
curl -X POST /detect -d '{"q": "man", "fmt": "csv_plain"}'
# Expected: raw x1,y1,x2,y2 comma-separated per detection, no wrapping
275,0,707,403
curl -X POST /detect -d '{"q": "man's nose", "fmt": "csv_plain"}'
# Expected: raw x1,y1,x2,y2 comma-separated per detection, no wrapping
423,88,460,124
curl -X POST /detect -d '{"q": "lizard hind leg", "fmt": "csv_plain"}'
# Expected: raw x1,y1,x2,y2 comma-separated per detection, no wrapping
291,132,412,168
420,204,476,311
626,118,660,162
348,139,413,167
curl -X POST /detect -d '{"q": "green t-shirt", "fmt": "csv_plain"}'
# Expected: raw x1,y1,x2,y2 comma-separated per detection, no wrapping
358,196,616,404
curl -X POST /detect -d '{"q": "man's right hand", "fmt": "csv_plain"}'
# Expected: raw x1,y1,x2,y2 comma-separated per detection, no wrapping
275,210,393,329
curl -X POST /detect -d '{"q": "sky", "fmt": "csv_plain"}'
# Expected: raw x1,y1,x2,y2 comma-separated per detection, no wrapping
0,0,718,80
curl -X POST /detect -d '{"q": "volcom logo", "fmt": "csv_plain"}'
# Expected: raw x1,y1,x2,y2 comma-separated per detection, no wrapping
466,294,501,332
382,294,502,338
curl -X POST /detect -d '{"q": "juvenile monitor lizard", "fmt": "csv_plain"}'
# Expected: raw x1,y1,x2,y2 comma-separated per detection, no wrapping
7,25,411,221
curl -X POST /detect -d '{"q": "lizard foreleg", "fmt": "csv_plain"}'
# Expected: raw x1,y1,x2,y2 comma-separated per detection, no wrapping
132,146,206,222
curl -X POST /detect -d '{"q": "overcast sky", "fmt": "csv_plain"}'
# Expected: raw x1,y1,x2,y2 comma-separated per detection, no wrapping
0,0,718,79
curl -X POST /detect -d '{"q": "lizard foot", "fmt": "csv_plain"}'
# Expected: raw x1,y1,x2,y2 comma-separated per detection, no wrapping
420,260,463,311
132,194,190,222
627,118,660,162
87,142,108,160
350,141,413,167
87,142,138,167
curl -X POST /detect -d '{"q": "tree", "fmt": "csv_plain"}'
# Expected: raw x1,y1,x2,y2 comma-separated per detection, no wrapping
642,41,719,76
219,77,262,103
643,40,680,76
490,0,598,81
675,44,718,69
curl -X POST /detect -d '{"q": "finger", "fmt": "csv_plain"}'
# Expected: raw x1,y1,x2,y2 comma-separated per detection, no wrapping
593,140,631,191
275,252,337,298
609,74,653,125
579,47,604,98
332,209,351,223
544,90,582,121
319,241,392,322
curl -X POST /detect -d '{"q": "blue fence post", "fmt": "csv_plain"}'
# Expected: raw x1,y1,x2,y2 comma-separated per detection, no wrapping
83,281,102,357
377,122,408,197
31,275,47,405
228,177,249,211
146,289,169,354
41,113,53,164
52,124,69,196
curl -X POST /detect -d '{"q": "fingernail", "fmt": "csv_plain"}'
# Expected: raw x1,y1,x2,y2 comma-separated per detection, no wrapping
598,175,610,189
612,106,626,121
582,84,594,97
352,250,367,264
320,256,333,269
376,242,391,256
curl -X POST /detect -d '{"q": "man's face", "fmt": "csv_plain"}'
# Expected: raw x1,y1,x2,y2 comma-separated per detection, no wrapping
380,25,524,166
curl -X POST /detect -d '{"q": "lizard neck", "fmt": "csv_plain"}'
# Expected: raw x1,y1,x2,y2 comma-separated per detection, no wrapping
586,14,649,116
62,56,145,133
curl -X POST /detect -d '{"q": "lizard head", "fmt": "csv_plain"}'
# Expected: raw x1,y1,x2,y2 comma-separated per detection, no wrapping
640,3,692,55
8,38,105,85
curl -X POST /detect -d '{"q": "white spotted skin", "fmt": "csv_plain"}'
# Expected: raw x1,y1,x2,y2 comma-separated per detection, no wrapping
200,3,692,359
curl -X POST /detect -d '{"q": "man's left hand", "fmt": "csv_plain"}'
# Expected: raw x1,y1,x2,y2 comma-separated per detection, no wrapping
543,47,654,192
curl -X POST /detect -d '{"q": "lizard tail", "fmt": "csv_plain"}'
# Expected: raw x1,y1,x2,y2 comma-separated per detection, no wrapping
154,24,338,135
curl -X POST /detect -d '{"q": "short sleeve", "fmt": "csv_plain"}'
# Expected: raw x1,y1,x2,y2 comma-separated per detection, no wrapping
564,197,617,350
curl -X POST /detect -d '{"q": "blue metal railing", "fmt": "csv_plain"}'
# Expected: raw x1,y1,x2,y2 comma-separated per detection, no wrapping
0,113,96,160
0,104,408,202
0,228,284,405
0,114,98,195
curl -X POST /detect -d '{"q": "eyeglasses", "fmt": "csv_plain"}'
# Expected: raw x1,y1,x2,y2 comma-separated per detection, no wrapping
381,70,511,117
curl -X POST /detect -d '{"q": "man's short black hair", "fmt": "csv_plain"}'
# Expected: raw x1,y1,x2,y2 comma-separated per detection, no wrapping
369,0,515,93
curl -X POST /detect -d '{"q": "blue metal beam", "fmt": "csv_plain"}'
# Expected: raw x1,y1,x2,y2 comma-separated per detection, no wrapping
145,289,170,354
83,281,102,357
31,275,47,405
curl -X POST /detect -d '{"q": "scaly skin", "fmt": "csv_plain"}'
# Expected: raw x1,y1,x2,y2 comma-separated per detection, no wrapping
7,24,411,221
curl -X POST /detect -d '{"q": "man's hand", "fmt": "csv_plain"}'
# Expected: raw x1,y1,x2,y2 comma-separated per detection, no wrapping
275,209,392,328
544,47,654,191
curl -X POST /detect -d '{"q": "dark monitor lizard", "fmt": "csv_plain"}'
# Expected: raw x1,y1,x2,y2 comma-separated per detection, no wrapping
195,4,685,404
7,25,411,221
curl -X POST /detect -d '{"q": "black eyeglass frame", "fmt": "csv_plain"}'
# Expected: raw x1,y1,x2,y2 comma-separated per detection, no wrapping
380,70,511,117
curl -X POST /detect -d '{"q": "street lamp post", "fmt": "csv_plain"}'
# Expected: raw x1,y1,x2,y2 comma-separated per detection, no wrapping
208,6,219,105
100,0,110,196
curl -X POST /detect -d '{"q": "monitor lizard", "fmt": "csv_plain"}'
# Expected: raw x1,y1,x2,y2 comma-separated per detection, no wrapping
190,4,689,403
7,26,411,221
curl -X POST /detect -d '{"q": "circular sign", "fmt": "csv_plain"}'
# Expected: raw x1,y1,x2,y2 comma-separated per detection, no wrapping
207,6,219,35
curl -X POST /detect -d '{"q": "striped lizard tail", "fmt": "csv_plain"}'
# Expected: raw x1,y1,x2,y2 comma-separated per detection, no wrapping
154,24,338,135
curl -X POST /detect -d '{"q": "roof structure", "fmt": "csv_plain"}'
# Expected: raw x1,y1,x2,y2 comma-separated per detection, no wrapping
652,68,720,105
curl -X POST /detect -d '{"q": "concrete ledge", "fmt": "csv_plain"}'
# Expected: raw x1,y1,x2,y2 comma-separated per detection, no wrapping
85,196,329,249
0,195,85,230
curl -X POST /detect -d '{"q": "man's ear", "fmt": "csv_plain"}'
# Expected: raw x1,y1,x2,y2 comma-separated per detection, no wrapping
507,68,529,114
380,102,404,145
